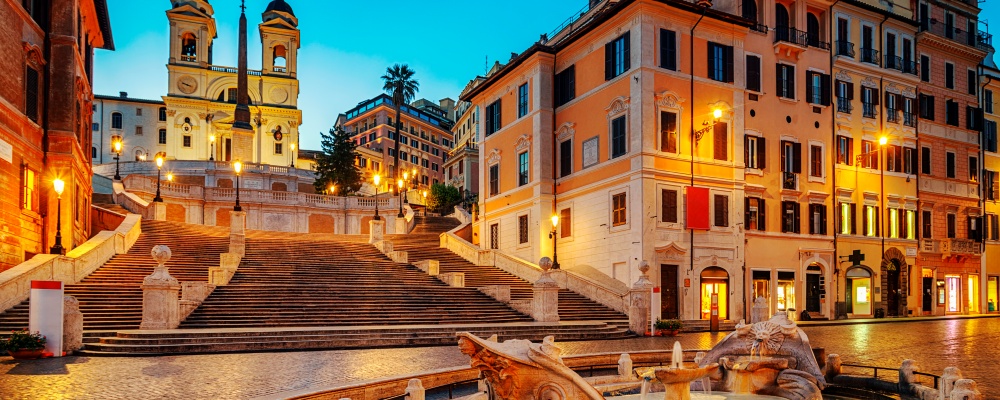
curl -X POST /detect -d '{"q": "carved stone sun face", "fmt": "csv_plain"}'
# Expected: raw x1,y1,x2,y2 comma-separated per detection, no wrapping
747,321,785,356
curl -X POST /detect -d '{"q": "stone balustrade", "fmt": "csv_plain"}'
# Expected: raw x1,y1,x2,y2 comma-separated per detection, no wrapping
0,211,141,313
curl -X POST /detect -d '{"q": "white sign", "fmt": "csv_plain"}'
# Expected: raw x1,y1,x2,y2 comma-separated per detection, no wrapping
582,136,599,169
29,281,64,357
906,247,917,257
243,179,263,190
0,138,12,164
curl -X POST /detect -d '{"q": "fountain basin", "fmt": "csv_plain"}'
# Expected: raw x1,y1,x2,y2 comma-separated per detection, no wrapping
607,392,786,400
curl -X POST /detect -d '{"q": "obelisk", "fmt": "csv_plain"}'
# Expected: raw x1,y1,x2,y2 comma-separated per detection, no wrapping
231,0,255,162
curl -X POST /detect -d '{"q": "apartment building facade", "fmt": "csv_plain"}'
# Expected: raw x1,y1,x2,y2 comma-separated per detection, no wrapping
981,62,1000,313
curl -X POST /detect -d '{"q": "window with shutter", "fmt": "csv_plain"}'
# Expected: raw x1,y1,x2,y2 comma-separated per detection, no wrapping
660,111,678,153
25,67,39,122
662,189,678,223
713,122,728,161
946,100,959,126
714,195,729,227
921,147,931,174
555,66,576,107
946,152,956,178
606,32,631,80
560,208,572,238
746,55,761,92
559,140,573,177
920,55,930,82
489,164,499,196
660,29,677,71
745,197,765,231
611,116,627,158
810,145,822,177
946,63,954,89
612,192,628,226
947,213,956,238
518,215,528,244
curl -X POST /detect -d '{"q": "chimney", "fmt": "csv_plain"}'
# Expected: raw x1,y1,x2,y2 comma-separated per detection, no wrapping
119,91,127,98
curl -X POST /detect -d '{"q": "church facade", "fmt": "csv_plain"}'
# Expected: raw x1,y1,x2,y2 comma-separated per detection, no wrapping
93,0,302,169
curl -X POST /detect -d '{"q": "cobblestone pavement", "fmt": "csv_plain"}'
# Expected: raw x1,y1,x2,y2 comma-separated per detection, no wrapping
1,319,996,399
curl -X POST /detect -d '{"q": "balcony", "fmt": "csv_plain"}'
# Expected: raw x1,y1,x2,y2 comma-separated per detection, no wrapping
884,55,903,72
750,23,768,34
919,21,993,52
837,97,853,113
921,238,939,253
862,103,878,119
903,112,917,127
861,48,880,64
902,60,917,75
949,238,982,255
836,41,855,57
782,172,798,190
886,108,900,123
774,26,809,47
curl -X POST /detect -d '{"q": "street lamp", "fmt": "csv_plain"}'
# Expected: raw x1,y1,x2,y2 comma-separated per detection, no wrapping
50,178,65,255
397,178,405,217
233,160,243,211
154,155,164,202
373,174,381,220
328,184,335,196
167,173,174,182
422,190,428,217
112,138,122,180
290,143,296,168
548,214,560,269
209,134,216,161
402,172,410,205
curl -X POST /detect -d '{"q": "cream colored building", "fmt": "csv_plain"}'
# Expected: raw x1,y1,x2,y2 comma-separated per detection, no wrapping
162,0,302,166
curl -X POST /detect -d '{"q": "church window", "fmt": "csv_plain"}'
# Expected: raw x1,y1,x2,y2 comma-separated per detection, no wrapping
273,45,287,72
111,112,122,129
181,33,197,62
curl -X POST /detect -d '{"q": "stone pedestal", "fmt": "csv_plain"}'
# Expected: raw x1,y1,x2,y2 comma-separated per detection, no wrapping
751,296,769,323
414,260,439,275
438,272,465,287
231,126,255,163
141,245,181,330
395,216,408,234
389,251,408,263
369,219,385,244
629,261,654,334
618,353,633,378
63,296,83,353
152,201,166,221
532,257,560,322
229,211,246,256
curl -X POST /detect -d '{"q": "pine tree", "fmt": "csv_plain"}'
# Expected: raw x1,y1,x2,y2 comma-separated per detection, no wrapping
313,126,363,194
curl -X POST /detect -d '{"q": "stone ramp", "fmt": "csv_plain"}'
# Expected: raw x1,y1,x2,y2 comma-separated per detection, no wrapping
79,321,629,356
0,220,228,332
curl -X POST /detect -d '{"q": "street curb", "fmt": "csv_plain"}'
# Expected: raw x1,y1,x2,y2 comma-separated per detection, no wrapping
796,313,1000,327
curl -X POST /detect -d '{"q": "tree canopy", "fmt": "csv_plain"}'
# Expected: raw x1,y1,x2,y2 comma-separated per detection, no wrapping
313,126,363,195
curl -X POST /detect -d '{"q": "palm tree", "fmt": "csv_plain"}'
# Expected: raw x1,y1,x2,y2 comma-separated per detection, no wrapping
381,64,419,179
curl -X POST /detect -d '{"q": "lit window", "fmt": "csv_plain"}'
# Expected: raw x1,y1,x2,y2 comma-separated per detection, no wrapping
612,192,627,226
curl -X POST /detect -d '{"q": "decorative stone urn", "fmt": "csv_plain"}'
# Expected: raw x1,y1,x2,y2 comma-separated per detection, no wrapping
140,245,181,330
532,257,559,322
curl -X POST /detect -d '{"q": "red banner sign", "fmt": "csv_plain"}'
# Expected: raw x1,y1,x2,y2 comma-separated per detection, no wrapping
686,186,710,230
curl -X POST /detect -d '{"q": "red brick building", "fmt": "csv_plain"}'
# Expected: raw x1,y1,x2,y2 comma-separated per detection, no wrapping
0,0,113,271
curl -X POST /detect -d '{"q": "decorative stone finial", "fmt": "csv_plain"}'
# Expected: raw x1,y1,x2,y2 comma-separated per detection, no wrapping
638,260,650,276
151,245,172,267
539,257,553,272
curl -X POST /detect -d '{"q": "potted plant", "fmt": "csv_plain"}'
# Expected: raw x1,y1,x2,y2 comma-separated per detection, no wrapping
655,319,683,336
2,329,47,360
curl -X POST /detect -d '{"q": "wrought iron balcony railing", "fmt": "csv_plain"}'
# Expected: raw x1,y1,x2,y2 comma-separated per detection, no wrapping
782,172,798,190
885,55,903,72
863,103,878,119
861,48,880,64
837,97,852,113
774,26,809,47
836,41,855,57
886,109,900,123
904,112,917,127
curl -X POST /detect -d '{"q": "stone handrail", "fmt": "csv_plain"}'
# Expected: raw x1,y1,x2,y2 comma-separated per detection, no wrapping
123,174,397,210
405,205,416,233
0,210,141,315
451,205,472,225
439,223,629,314
94,159,317,181
114,180,153,219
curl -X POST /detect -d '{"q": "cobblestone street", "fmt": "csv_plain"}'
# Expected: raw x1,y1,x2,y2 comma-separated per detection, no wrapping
1,318,996,399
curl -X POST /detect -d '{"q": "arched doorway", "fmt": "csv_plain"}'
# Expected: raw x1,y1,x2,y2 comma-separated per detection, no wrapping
881,248,908,317
805,263,823,313
775,4,791,41
845,267,872,316
700,267,729,320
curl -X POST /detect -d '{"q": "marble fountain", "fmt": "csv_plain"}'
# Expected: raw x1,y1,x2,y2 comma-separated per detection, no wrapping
455,304,983,400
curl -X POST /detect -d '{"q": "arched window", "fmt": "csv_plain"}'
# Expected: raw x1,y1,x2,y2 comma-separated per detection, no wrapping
742,0,758,23
111,112,123,129
181,33,198,62
775,4,791,42
92,146,97,158
273,45,287,72
807,13,821,47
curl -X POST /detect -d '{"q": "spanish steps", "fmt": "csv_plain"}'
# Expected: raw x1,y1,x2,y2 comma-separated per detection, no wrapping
0,214,631,354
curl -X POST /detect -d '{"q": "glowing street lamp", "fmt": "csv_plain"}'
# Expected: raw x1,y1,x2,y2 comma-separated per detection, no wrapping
328,184,335,196
233,160,243,211
290,143,296,168
209,134,216,161
50,178,65,254
373,174,381,220
167,173,174,182
548,214,560,269
422,190,428,217
112,138,123,180
154,155,164,202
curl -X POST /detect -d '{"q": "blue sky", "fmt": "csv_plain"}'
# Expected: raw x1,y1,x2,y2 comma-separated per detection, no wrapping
93,0,588,150
94,1,1000,151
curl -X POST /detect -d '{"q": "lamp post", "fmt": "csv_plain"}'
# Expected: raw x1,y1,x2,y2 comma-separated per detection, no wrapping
328,184,335,196
167,173,174,182
548,214,560,269
50,178,65,255
878,136,887,263
154,155,164,202
112,138,122,180
233,160,243,211
290,143,296,168
397,178,405,217
373,174,381,220
402,172,410,205
209,134,216,161
422,190,427,217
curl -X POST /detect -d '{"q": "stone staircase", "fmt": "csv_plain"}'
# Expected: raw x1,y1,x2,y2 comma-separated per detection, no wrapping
389,217,628,323
178,234,535,328
0,220,228,332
